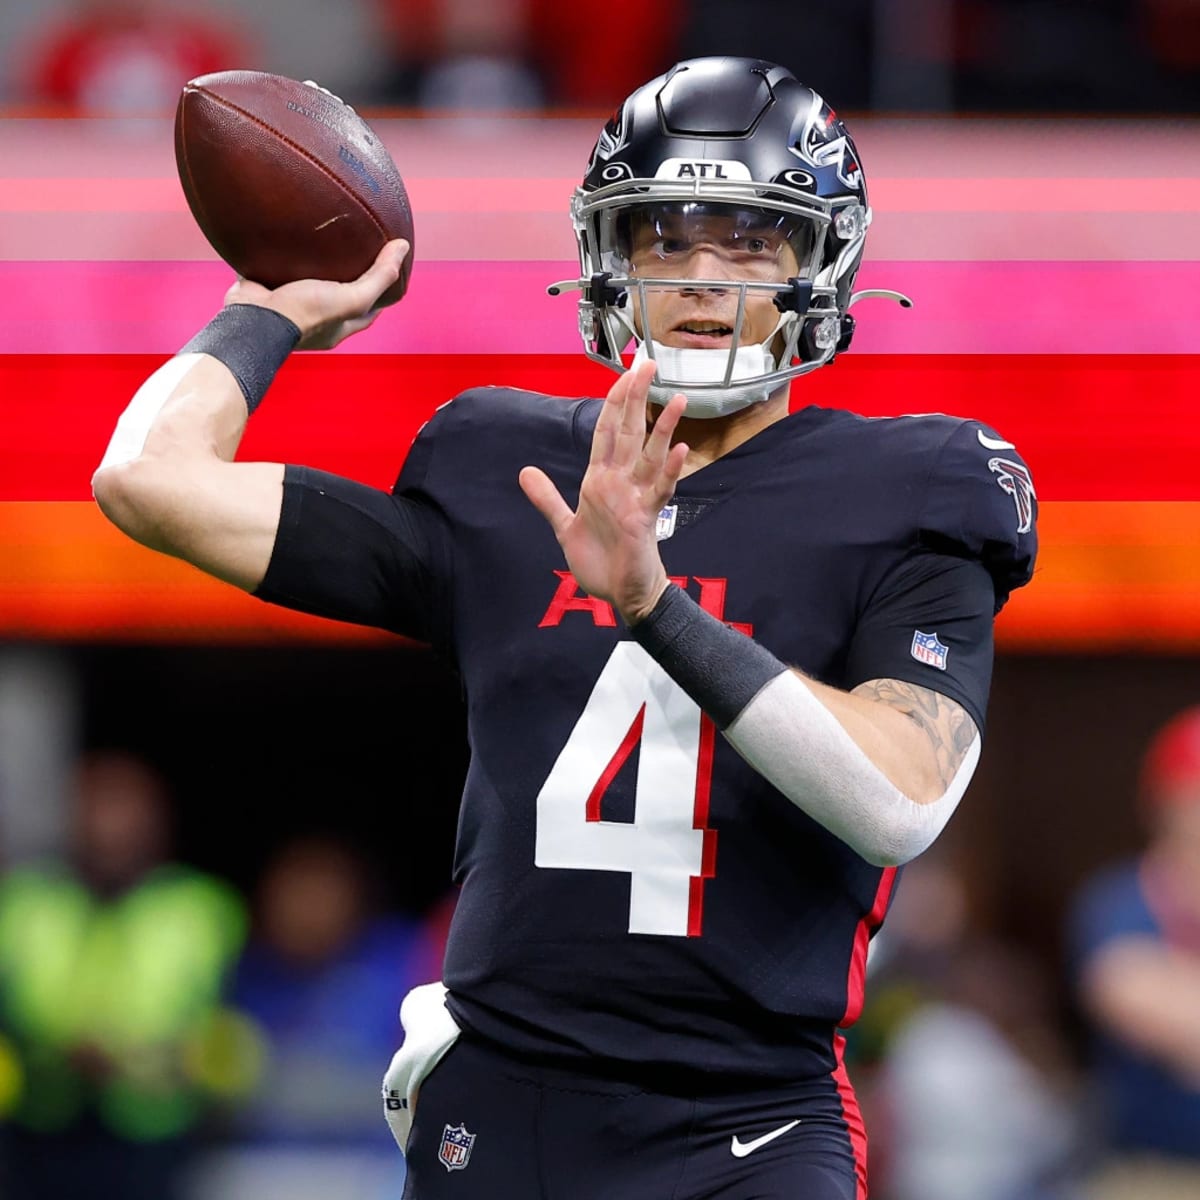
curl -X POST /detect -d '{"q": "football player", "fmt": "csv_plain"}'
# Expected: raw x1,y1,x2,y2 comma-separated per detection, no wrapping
93,58,1037,1200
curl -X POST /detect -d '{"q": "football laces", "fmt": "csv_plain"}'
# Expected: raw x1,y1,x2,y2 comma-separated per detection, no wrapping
302,80,355,114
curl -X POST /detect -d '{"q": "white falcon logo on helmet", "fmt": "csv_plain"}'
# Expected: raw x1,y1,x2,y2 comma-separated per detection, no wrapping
588,106,630,172
791,95,862,191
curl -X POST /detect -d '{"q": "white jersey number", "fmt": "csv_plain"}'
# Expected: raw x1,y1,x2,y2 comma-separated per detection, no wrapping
534,641,717,937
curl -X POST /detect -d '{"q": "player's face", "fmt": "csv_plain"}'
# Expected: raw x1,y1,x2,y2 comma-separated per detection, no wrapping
625,204,805,350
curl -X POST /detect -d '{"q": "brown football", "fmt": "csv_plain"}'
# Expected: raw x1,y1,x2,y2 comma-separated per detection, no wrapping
175,70,413,305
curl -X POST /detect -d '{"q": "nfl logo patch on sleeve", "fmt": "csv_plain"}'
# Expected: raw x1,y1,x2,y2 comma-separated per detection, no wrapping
438,1123,476,1172
910,630,948,670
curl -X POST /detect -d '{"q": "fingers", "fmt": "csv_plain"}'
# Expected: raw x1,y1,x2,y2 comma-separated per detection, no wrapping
343,239,409,312
640,392,685,463
306,307,382,350
518,466,574,538
616,359,657,463
594,358,656,468
597,369,685,506
591,364,636,466
660,439,690,504
224,276,271,307
637,393,689,504
637,391,685,472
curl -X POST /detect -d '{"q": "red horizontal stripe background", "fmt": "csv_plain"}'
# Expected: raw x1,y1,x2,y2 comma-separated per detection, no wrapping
4,354,1197,502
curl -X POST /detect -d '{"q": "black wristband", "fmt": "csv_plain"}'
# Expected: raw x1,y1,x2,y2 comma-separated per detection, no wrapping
179,304,302,415
629,585,787,729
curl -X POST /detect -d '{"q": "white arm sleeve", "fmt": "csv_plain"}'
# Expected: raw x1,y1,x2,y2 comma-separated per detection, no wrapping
724,671,979,867
95,353,207,473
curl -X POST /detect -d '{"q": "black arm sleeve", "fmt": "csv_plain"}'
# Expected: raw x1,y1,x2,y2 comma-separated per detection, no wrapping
844,551,996,735
253,465,453,648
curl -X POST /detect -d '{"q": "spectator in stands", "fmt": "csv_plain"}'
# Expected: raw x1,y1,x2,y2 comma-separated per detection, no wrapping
863,848,1081,1200
523,0,683,110
20,0,251,115
1067,705,1200,1199
0,749,248,1200
374,0,541,110
229,834,444,1145
674,0,873,110
374,0,682,110
1139,0,1200,103
954,1,1172,111
190,835,450,1199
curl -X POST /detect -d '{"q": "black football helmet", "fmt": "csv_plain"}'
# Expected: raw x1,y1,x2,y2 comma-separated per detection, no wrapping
549,57,911,415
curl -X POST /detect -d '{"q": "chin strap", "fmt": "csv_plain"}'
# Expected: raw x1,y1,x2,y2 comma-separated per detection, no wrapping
631,340,780,418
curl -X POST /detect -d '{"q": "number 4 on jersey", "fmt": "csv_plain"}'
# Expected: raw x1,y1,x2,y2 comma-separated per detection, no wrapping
534,641,717,937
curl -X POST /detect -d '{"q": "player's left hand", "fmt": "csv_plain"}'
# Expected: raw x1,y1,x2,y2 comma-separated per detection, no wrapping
520,359,689,624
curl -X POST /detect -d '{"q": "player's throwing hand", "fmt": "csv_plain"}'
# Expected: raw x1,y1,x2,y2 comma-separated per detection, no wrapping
223,238,410,351
519,359,689,624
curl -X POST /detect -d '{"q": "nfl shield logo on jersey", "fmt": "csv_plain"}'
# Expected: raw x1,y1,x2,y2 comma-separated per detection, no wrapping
910,630,949,670
438,1123,476,1172
656,503,678,541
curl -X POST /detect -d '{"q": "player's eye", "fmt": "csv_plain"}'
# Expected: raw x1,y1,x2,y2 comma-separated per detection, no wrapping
725,231,774,257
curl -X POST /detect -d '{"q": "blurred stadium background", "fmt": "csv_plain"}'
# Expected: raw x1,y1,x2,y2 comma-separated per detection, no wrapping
0,2,1197,1198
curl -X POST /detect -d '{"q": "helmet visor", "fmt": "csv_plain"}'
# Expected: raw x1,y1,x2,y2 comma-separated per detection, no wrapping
616,202,816,282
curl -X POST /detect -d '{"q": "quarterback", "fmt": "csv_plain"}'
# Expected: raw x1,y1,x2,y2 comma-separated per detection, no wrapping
94,58,1037,1199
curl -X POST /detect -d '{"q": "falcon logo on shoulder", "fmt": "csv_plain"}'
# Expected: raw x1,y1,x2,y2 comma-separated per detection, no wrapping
988,457,1036,535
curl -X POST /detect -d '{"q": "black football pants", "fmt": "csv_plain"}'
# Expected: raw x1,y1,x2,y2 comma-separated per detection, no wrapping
401,1036,861,1199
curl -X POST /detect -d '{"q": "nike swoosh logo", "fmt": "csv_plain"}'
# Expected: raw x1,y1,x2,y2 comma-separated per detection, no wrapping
977,429,1016,451
730,1119,801,1158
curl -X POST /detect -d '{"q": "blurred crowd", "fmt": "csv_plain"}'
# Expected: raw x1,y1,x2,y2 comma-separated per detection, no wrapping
0,0,1195,115
1,711,1199,1197
0,749,453,1199
849,704,1200,1200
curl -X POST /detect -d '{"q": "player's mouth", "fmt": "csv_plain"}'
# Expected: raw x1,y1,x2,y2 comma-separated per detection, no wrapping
665,320,736,348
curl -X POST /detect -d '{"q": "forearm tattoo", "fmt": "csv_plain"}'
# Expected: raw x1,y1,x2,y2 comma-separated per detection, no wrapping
851,678,978,790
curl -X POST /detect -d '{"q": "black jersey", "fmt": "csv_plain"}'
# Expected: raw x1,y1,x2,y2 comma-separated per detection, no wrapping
258,388,1036,1086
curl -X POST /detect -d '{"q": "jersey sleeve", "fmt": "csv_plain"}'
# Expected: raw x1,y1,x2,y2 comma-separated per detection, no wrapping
391,399,450,496
254,391,475,644
843,551,996,734
253,464,453,647
920,420,1038,614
